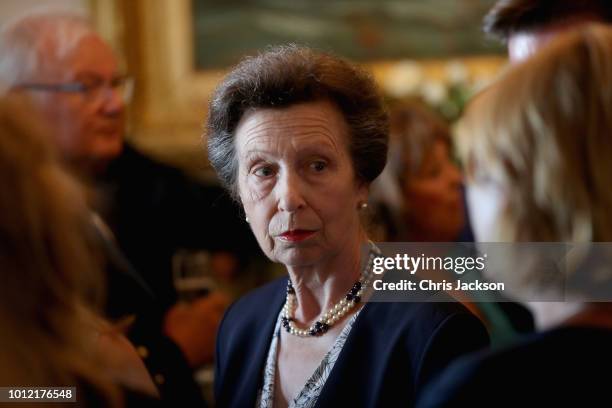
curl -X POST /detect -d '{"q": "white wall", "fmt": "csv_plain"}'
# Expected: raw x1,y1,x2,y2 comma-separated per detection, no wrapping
0,0,89,27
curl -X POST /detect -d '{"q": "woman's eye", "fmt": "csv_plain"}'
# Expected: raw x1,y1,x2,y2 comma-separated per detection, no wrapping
310,160,327,172
253,166,275,177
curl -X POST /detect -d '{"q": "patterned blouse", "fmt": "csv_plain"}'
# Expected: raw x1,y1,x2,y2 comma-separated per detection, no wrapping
256,308,361,408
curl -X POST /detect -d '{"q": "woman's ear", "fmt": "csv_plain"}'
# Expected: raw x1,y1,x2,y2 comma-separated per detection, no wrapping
356,181,370,208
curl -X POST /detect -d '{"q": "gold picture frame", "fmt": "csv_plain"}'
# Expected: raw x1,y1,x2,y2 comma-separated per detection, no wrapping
91,0,506,169
91,0,227,170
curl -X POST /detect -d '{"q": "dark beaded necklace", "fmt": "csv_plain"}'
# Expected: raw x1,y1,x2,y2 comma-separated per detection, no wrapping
281,247,376,337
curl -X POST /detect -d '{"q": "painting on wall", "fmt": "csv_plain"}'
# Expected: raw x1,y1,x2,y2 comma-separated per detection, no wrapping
192,0,503,70
102,0,504,158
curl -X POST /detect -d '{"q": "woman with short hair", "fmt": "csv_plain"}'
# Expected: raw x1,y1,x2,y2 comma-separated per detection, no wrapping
207,45,489,408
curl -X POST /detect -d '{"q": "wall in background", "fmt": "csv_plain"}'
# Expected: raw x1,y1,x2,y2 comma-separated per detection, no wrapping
192,0,503,70
0,0,88,27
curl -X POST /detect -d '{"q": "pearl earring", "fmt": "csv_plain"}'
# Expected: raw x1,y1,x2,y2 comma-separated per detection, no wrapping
358,202,368,210
245,216,249,223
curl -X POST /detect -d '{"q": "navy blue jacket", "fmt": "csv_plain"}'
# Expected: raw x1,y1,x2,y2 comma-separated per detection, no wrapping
215,277,489,407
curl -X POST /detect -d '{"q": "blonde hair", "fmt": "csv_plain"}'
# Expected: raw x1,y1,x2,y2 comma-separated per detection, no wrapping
457,23,612,242
0,95,119,406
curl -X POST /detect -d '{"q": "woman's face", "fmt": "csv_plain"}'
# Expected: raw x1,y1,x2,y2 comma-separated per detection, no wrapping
235,100,368,267
403,139,465,241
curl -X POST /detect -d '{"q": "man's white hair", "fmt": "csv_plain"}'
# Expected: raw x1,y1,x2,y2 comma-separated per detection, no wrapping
0,7,94,87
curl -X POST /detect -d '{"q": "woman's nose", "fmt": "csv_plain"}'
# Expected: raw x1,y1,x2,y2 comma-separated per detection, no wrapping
447,162,464,187
277,171,306,213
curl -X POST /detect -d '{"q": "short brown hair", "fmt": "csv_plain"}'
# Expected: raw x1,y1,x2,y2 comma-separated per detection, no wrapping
206,45,389,200
387,101,451,183
484,0,612,41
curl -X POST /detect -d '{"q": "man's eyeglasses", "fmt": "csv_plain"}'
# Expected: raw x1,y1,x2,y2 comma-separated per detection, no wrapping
18,75,134,104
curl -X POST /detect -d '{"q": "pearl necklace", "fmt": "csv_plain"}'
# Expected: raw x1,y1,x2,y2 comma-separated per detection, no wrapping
281,245,378,337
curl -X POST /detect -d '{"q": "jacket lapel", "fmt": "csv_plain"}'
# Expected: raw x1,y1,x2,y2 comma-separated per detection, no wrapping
233,278,287,407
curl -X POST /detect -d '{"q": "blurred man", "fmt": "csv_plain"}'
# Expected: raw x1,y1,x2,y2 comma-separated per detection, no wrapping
484,0,612,62
0,9,256,406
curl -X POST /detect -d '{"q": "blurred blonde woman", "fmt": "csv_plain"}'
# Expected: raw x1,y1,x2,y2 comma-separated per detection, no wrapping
0,95,157,407
418,24,612,407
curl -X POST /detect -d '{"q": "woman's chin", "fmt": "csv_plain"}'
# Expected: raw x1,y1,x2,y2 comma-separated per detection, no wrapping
274,246,324,269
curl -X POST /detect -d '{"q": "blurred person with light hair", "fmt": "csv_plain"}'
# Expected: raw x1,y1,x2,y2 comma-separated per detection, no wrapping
418,24,612,407
0,94,162,407
484,0,612,62
0,9,126,174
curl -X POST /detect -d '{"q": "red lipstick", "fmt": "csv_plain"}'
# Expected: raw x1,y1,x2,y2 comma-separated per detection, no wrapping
279,230,315,242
